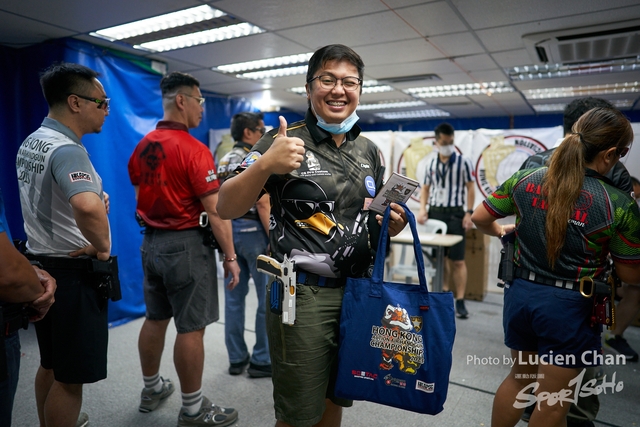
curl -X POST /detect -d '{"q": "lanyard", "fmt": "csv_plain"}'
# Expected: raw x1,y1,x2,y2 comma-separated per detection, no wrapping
436,156,451,187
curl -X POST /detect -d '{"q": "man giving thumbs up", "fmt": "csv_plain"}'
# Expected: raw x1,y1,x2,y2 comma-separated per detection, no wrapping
217,44,407,427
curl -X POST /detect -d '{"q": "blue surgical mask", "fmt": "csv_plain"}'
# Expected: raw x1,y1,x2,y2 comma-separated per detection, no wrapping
312,104,359,135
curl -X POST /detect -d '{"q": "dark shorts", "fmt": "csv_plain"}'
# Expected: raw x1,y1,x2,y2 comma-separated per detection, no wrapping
141,228,219,333
35,268,108,384
429,208,466,261
267,282,352,427
503,278,602,368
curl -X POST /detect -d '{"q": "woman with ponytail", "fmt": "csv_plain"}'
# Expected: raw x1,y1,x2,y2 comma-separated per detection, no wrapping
471,107,640,427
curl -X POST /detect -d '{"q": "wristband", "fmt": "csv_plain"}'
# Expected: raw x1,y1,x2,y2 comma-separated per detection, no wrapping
466,209,473,215
223,256,237,262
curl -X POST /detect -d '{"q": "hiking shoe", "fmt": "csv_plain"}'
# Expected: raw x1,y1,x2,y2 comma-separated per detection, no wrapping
247,363,272,378
76,412,89,427
604,335,639,362
139,377,175,413
177,396,238,426
455,299,469,319
228,356,250,375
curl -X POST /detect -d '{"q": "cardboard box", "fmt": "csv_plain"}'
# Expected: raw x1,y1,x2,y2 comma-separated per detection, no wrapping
463,228,491,301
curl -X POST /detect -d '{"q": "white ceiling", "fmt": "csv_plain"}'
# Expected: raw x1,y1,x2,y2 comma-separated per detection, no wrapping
1,0,639,123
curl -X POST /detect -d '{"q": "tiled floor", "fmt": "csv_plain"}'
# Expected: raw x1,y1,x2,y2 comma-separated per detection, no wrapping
11,284,640,427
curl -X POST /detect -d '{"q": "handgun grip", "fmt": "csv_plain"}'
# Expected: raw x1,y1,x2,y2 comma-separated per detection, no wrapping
257,255,282,276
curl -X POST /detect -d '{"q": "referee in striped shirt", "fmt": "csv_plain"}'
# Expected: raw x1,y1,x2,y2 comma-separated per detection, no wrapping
417,123,476,318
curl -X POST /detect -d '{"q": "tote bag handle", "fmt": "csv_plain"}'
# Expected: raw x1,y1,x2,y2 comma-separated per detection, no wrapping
372,203,430,307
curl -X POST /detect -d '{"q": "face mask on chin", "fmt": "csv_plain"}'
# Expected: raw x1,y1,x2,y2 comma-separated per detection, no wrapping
311,102,359,135
438,144,455,157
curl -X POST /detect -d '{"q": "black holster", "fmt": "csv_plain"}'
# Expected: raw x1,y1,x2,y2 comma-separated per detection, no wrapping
199,226,220,250
497,231,516,287
91,257,122,302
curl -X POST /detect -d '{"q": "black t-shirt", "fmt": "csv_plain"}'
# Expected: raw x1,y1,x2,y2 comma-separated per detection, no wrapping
235,110,384,278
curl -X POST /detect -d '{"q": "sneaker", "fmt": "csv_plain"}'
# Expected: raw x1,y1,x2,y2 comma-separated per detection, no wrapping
177,396,238,426
455,299,469,319
247,363,272,378
76,412,89,427
139,377,176,413
228,356,250,375
604,335,639,362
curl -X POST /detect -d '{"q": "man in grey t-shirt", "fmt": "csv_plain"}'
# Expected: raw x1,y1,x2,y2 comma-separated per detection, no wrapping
16,63,111,427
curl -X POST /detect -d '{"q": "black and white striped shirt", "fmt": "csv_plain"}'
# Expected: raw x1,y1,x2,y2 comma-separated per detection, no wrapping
423,152,475,208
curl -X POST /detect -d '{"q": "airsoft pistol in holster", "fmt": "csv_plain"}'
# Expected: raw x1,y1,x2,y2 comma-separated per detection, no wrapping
583,262,620,330
497,231,516,287
198,212,220,250
92,256,122,302
257,254,296,325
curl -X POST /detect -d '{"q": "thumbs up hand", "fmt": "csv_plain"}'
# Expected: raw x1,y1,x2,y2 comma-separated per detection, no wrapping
263,115,305,174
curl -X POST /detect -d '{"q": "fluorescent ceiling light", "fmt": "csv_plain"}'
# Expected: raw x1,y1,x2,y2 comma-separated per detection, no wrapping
92,5,225,40
357,100,426,111
405,82,513,98
507,57,640,81
374,109,450,120
288,81,395,94
612,99,634,108
361,84,395,94
238,65,308,80
90,5,265,52
524,82,639,99
135,23,264,52
532,98,634,113
532,104,566,112
215,53,313,74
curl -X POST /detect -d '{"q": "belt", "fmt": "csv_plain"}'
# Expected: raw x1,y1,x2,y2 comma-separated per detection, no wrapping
25,254,93,271
429,206,464,213
145,226,201,232
297,270,346,288
514,267,608,294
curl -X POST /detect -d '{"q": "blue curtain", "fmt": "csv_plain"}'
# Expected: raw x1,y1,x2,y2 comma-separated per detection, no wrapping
0,38,259,325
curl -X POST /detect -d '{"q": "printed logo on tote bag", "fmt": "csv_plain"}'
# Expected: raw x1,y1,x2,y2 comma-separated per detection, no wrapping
416,380,435,393
370,304,424,374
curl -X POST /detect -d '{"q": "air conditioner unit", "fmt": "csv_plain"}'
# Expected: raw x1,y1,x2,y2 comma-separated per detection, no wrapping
523,20,640,64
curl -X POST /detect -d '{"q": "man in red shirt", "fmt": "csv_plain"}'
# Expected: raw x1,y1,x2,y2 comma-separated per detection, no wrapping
128,71,240,427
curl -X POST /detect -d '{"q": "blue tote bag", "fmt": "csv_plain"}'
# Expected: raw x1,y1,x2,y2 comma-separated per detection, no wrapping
335,204,456,414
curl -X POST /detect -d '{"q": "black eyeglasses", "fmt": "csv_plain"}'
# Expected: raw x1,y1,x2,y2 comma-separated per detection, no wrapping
178,92,205,105
253,127,266,135
69,93,110,111
307,75,362,91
